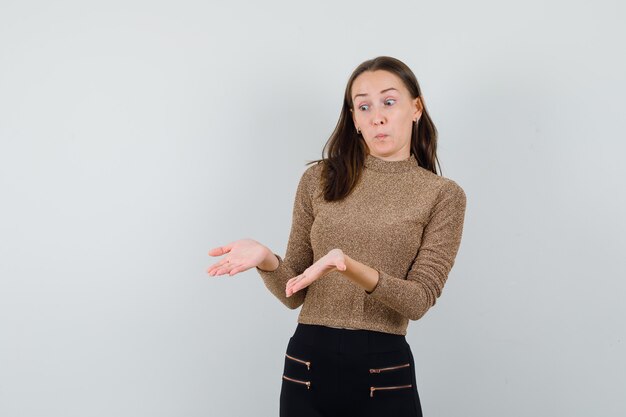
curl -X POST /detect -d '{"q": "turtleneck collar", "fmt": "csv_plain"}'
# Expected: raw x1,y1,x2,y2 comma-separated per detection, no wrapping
364,153,418,173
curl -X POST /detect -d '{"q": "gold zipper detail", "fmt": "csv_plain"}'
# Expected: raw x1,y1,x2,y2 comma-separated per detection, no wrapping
369,363,410,373
282,375,311,389
285,353,311,370
370,384,412,397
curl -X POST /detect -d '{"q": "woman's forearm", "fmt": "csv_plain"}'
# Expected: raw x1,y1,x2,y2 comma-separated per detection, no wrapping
340,254,380,293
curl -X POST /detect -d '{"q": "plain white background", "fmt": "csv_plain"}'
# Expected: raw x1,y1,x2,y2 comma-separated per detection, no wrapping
1,0,625,416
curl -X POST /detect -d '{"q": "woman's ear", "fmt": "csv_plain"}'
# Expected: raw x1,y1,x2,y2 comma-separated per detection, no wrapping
414,97,423,121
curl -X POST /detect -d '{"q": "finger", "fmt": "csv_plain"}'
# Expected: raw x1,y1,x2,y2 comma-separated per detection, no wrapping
212,266,228,276
286,275,301,288
207,242,235,257
209,260,238,276
286,284,295,297
208,246,227,257
228,263,248,275
217,263,240,276
208,257,234,275
287,275,303,289
286,280,300,296
286,277,299,295
290,274,309,293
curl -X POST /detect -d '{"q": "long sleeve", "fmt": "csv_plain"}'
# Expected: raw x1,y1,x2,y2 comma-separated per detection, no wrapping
256,164,318,309
365,179,467,320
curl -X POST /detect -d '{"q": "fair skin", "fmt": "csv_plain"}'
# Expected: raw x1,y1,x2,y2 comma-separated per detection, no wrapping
207,69,423,296
350,69,423,161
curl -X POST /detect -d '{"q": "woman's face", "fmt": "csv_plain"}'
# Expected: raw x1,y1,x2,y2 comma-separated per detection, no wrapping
350,70,422,160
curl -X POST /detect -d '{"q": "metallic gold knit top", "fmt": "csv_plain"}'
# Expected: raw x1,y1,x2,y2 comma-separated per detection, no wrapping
256,153,467,336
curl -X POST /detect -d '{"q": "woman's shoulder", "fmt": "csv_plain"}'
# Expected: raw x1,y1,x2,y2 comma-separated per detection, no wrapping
301,159,325,181
412,165,466,201
295,160,325,193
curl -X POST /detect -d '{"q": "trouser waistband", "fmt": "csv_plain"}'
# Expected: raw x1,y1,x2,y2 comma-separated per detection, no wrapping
291,323,409,354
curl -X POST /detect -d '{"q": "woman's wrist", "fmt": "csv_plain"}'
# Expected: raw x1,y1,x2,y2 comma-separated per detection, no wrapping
341,254,380,293
257,249,280,272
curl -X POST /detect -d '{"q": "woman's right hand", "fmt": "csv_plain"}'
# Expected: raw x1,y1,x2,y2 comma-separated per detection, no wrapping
207,238,274,277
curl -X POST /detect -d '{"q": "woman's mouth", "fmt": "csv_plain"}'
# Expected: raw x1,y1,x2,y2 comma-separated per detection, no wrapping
375,134,387,139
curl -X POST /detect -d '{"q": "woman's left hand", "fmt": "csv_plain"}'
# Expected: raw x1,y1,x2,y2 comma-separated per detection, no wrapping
285,248,347,297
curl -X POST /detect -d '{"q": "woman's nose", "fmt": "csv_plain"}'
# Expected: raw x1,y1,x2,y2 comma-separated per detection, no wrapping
372,108,385,125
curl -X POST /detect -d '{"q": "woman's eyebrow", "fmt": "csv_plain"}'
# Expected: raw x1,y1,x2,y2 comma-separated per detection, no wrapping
353,87,398,100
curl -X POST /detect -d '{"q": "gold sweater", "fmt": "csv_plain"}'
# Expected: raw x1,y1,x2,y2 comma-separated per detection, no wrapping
256,153,467,335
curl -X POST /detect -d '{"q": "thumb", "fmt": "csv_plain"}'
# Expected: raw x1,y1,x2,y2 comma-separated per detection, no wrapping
208,243,233,256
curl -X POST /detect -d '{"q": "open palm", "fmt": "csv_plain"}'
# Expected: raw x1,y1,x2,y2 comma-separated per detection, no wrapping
285,248,347,297
207,238,267,277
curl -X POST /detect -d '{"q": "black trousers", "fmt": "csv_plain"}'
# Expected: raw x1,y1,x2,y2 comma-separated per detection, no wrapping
279,323,423,417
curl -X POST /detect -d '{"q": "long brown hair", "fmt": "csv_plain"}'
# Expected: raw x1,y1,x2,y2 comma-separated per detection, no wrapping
306,56,441,202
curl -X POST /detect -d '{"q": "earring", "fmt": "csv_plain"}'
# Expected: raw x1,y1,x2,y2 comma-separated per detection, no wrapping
356,127,361,134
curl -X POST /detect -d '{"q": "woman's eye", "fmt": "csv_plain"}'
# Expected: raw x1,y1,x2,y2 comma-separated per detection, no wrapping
358,100,393,111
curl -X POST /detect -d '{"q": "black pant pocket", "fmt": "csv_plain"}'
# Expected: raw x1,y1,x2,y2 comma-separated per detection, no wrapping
366,346,421,416
282,337,314,389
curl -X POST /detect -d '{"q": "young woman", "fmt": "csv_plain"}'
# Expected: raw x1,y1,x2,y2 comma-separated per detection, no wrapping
207,56,467,417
